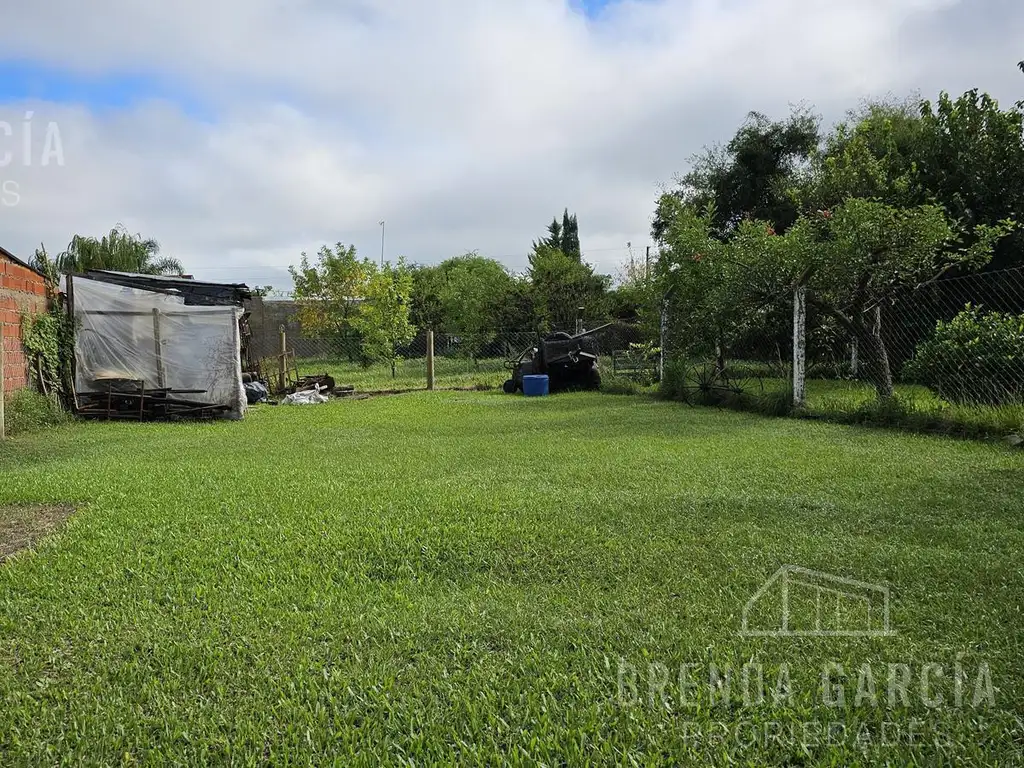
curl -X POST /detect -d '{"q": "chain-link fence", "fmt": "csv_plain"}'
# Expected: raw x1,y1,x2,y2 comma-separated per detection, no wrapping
798,267,1024,411
662,266,1024,431
245,297,655,392
658,290,794,407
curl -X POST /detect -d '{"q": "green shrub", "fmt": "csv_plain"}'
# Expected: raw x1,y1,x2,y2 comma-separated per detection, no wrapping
2,390,69,436
904,305,1024,406
600,375,641,396
657,360,691,402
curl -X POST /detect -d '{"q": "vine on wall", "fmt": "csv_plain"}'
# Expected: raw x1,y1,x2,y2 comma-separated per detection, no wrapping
21,294,76,408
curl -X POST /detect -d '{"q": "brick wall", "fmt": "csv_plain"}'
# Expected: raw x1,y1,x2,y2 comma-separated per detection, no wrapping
0,253,50,393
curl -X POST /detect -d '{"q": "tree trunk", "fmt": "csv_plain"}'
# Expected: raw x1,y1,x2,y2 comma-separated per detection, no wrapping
855,307,893,399
810,294,894,401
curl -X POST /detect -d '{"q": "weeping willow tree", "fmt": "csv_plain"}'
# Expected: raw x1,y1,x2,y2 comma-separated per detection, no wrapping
31,224,183,277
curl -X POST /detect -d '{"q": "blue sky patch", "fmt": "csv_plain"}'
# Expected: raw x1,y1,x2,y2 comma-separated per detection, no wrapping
577,0,616,19
0,59,211,119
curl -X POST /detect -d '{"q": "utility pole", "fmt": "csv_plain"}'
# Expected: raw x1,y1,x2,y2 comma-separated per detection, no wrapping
379,220,386,267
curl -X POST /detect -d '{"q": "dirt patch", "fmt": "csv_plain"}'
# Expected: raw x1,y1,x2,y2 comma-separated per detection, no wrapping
0,504,75,562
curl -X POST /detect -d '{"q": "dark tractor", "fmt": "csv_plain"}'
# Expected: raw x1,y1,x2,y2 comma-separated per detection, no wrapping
502,324,611,394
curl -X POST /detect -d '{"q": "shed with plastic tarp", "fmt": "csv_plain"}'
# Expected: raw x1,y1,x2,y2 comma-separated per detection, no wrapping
68,272,248,420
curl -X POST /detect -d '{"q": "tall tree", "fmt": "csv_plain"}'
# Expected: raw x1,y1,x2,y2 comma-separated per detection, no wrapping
915,90,1024,270
408,263,447,331
806,92,1024,271
1018,60,1024,109
436,254,517,363
655,194,1012,398
802,98,924,210
528,244,610,330
533,210,582,259
654,108,820,240
288,243,375,344
35,225,184,275
356,260,416,377
561,209,581,260
534,217,563,253
791,200,1002,398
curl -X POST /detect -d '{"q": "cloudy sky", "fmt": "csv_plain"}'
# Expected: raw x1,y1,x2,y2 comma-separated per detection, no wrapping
0,0,1021,289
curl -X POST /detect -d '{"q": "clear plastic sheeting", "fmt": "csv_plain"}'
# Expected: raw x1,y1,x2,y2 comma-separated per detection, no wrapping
71,276,246,419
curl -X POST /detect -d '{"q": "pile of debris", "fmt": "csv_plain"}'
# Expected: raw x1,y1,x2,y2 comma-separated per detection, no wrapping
248,372,359,406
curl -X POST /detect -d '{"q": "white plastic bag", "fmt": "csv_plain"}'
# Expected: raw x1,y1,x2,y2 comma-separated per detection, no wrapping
282,386,330,405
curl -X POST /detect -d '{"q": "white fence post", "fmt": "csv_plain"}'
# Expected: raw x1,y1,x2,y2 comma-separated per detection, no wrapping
793,286,807,407
278,325,287,393
426,330,435,391
659,299,668,382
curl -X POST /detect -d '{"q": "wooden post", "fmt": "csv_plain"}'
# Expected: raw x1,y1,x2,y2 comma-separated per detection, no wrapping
850,339,859,377
426,330,435,391
0,325,6,441
793,286,807,407
278,324,287,393
67,274,79,411
152,308,166,389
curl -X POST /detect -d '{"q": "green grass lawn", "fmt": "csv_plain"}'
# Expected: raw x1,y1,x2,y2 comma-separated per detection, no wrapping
295,355,510,391
293,353,636,392
1,392,1023,764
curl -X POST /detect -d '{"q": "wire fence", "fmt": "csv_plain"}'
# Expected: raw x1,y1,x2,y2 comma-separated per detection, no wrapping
244,307,655,393
661,267,1024,429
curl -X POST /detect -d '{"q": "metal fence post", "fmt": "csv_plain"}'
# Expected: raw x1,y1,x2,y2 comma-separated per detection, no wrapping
793,286,807,407
426,330,435,391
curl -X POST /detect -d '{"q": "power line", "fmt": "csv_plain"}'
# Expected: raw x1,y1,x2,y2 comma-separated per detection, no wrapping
184,244,655,275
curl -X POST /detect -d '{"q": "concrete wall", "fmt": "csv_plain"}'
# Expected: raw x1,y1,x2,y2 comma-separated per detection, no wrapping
0,253,50,393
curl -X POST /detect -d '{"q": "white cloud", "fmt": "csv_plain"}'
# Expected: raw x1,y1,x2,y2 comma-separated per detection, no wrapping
0,0,1021,286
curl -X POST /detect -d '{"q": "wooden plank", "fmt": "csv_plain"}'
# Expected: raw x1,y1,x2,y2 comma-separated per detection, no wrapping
152,308,166,389
76,310,237,318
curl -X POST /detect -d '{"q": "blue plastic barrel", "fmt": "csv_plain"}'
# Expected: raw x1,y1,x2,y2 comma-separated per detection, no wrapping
522,374,550,397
